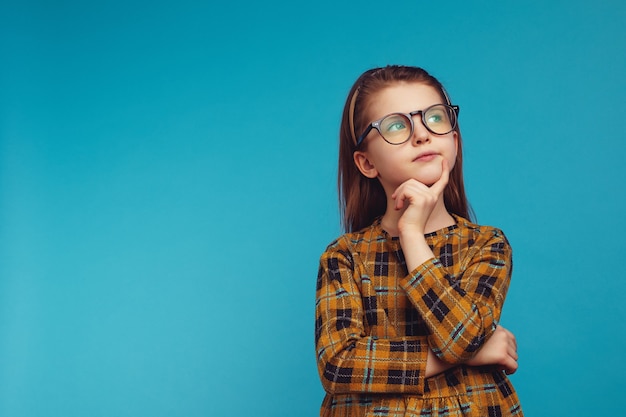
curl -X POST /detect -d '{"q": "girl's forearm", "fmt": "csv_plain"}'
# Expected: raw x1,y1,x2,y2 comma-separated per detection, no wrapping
400,230,435,271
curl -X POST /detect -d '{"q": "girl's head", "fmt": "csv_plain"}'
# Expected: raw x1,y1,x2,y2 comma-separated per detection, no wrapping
338,65,473,232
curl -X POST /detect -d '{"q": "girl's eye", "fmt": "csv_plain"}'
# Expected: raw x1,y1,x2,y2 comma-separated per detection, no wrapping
381,115,409,133
426,111,445,124
387,122,407,132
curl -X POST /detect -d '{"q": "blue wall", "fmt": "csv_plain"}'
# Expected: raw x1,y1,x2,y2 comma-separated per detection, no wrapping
1,0,624,415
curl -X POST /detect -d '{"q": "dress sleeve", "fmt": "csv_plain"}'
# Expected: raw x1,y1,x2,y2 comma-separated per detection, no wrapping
399,227,513,364
315,238,429,395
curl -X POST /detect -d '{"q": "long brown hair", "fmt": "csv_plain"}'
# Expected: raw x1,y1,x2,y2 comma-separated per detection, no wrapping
338,65,474,232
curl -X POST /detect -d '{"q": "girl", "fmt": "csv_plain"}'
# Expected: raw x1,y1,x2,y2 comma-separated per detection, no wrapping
315,66,523,416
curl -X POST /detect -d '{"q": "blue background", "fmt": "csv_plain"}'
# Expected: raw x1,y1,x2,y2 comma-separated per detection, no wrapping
1,0,625,415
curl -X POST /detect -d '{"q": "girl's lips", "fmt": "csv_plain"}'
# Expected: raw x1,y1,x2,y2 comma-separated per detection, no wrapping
414,152,439,162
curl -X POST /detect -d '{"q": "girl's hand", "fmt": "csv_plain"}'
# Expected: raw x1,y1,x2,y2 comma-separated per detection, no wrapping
392,158,449,235
466,325,519,375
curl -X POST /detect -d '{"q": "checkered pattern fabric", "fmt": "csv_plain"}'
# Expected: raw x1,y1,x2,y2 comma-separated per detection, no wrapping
315,215,523,416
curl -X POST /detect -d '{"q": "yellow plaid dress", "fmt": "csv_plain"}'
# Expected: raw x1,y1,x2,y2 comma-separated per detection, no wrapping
315,215,523,416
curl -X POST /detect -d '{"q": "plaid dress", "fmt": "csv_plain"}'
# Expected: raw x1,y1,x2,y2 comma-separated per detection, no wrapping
315,215,523,416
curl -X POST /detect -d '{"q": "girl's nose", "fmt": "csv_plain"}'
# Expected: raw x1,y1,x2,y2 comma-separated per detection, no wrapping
411,116,431,145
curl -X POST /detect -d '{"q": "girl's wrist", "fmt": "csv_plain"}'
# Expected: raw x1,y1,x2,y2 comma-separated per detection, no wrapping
398,224,425,239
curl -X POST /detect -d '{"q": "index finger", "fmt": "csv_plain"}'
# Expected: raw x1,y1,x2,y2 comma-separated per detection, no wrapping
429,158,450,195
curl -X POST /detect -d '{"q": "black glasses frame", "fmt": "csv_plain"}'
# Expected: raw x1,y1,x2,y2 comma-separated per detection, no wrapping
355,104,460,147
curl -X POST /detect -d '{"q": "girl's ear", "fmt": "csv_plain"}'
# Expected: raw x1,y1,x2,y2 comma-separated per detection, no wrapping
353,151,378,179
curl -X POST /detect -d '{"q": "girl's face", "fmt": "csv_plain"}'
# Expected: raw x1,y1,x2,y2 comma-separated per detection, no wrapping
353,82,458,194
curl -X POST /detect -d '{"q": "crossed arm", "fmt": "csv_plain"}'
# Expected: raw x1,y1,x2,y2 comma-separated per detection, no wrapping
315,229,517,396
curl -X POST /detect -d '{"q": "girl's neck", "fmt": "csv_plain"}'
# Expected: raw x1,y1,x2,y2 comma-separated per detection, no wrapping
380,197,455,237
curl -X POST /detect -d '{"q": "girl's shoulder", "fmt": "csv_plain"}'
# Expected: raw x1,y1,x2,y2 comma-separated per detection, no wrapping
451,214,511,247
320,218,386,258
453,214,503,232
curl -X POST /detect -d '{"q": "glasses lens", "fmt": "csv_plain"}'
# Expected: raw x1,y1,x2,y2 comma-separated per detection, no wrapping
379,113,412,144
424,105,455,134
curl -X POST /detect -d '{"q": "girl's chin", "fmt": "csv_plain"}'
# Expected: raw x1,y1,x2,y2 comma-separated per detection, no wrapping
383,167,447,189
412,170,443,186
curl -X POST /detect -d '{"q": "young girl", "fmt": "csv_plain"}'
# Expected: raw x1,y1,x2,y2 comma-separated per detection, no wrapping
315,66,523,416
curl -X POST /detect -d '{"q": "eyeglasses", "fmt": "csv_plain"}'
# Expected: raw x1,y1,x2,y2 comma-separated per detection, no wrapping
355,104,460,147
